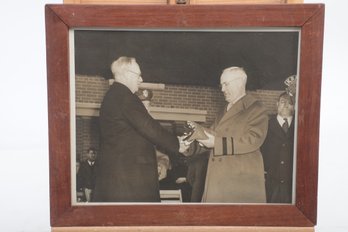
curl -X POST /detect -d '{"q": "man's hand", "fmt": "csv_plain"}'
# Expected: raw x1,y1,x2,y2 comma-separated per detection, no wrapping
175,177,187,184
158,163,168,180
197,130,215,148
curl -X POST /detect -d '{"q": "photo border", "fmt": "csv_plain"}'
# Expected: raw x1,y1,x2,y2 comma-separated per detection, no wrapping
71,27,301,206
45,4,324,227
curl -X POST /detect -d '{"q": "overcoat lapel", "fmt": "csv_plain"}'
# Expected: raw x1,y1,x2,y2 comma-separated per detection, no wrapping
216,98,245,127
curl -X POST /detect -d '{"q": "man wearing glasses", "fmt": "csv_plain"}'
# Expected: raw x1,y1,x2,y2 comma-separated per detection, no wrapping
93,56,185,202
184,67,269,203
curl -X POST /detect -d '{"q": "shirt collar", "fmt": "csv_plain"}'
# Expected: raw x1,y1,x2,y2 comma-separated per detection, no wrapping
227,93,246,111
277,114,293,126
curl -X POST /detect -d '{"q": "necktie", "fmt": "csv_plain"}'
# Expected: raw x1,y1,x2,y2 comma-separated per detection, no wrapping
282,118,289,133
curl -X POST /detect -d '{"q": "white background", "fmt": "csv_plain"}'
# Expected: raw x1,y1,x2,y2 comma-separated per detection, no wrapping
0,0,347,231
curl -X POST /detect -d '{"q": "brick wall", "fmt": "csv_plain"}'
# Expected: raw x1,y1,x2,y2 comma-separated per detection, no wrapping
76,116,100,162
75,75,109,104
75,75,284,160
150,84,225,127
250,90,284,115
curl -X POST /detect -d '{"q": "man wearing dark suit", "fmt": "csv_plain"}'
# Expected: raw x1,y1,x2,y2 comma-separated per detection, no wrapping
93,56,183,202
76,147,97,202
261,92,295,203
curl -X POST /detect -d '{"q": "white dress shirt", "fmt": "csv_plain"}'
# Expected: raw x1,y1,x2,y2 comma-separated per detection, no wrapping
277,115,293,127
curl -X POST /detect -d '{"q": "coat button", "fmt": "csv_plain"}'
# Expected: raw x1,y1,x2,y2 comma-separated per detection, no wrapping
280,180,285,184
282,143,286,147
280,161,285,165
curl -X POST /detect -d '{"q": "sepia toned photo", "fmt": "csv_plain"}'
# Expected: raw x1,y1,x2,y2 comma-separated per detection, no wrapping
71,29,300,205
46,4,325,226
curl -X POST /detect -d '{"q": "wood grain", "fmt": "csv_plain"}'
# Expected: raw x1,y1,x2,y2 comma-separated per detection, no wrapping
63,0,304,4
64,0,168,4
45,3,323,229
45,5,72,224
52,226,314,231
295,3,325,224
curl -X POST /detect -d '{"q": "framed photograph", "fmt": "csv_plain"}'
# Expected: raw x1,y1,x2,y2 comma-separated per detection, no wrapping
46,4,324,227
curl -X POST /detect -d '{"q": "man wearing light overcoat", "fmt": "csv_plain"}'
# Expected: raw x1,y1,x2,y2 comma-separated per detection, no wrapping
185,67,269,203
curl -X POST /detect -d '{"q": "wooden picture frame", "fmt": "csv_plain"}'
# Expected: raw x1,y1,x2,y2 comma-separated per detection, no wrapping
46,4,324,227
63,0,304,5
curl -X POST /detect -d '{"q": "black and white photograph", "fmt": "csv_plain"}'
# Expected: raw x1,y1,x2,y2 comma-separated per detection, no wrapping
43,4,325,227
72,29,299,204
7,1,348,231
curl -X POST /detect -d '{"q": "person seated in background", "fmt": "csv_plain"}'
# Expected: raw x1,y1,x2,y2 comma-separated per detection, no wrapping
261,91,296,203
156,149,171,181
77,147,98,202
157,149,192,202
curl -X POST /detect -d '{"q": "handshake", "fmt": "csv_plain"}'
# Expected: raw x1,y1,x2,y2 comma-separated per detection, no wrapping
178,121,216,154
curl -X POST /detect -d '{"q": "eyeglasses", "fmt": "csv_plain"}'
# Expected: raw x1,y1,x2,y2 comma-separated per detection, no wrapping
219,82,232,89
219,77,244,89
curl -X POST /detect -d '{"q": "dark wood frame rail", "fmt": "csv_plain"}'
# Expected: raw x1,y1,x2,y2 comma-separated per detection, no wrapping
46,3,324,228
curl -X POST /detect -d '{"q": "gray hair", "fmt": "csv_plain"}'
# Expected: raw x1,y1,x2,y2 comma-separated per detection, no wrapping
222,66,247,85
110,56,136,78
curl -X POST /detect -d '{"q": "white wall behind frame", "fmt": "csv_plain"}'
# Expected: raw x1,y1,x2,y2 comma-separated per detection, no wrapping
0,0,347,232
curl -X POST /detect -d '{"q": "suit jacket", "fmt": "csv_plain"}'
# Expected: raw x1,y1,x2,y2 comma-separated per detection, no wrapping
261,115,294,203
93,82,179,202
77,160,97,190
200,94,268,203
